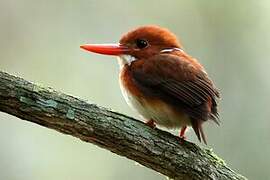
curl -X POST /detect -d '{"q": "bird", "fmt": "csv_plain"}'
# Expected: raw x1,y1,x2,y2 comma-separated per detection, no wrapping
80,25,220,144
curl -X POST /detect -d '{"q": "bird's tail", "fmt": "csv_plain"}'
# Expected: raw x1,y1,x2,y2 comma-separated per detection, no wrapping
191,119,207,144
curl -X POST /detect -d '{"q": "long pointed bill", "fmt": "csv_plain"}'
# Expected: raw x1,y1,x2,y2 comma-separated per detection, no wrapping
80,44,129,56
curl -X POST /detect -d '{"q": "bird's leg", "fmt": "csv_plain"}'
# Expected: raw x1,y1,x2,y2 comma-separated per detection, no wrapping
179,126,187,140
145,119,156,128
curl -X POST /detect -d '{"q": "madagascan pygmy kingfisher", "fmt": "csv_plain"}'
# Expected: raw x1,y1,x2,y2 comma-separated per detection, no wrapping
80,25,220,144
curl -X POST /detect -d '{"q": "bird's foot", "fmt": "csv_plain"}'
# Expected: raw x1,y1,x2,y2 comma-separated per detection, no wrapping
145,119,156,129
179,126,187,142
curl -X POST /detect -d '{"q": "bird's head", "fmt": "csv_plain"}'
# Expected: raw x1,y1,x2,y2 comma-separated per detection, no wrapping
80,25,182,64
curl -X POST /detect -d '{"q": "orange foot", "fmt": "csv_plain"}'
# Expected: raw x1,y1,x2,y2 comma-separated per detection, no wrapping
179,126,187,140
145,119,156,129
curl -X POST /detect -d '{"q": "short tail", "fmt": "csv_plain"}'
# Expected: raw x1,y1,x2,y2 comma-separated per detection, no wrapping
191,119,207,144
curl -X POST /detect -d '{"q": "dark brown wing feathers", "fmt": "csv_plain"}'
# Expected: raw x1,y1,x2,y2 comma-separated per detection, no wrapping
130,54,219,143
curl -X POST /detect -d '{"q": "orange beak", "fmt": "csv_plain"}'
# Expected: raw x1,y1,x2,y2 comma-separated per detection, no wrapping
80,44,129,56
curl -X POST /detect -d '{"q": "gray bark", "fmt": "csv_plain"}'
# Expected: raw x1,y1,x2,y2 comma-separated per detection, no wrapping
0,71,247,180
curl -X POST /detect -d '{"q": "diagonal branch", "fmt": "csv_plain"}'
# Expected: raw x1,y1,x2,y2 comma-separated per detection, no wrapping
0,71,246,180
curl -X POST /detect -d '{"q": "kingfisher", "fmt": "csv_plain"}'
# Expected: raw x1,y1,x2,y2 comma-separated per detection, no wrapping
80,25,220,144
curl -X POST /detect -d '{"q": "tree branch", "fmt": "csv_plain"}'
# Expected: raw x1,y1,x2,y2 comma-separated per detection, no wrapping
0,71,246,180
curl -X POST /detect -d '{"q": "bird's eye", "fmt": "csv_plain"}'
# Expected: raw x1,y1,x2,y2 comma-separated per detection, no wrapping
135,39,148,49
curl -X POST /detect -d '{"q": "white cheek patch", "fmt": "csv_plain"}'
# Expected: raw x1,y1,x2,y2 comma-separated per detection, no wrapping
160,48,183,53
118,55,137,68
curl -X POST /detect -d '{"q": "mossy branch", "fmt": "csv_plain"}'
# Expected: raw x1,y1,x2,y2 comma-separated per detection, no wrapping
0,71,247,180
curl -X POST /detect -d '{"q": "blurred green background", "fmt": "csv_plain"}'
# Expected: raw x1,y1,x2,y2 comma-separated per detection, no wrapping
0,0,269,179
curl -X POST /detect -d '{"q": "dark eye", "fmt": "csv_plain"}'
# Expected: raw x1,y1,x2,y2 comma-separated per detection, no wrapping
135,39,148,49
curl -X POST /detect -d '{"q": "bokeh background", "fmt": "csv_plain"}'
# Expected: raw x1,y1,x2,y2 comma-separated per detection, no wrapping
0,0,269,179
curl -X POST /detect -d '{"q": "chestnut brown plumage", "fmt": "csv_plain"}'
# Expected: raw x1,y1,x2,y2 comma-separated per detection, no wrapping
80,25,220,144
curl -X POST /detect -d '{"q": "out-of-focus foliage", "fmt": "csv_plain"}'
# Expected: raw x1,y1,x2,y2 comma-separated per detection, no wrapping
0,1,269,179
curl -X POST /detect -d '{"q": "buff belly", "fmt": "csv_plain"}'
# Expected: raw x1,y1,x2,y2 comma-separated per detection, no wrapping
119,77,191,129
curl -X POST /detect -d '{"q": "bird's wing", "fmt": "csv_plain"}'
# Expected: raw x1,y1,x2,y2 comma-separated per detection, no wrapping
130,54,220,143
